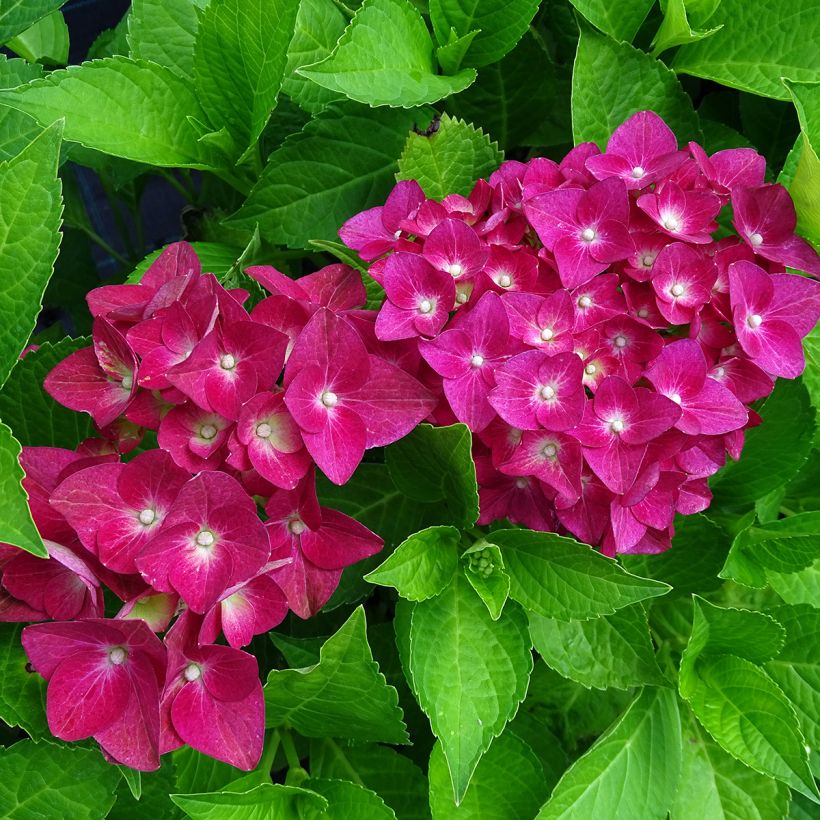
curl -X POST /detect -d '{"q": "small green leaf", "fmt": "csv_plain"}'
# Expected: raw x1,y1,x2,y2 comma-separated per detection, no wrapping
651,0,722,57
298,0,476,108
302,778,397,819
0,0,66,44
489,529,670,622
569,0,655,42
572,22,701,148
264,606,409,743
0,623,48,738
536,688,682,819
462,542,510,620
127,242,241,284
428,732,548,818
435,28,480,76
409,573,532,803
365,525,460,601
386,423,479,529
396,112,502,200
170,783,328,819
6,10,69,65
529,604,667,691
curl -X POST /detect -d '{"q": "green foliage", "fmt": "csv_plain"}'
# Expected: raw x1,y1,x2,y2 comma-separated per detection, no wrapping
0,0,66,45
0,623,48,738
6,10,69,66
570,0,654,42
0,422,46,556
170,783,328,819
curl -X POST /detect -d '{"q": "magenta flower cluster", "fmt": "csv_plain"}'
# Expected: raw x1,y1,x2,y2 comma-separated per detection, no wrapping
341,110,820,556
1,244,437,770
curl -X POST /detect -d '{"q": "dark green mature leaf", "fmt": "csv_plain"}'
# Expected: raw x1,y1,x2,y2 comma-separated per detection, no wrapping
365,526,460,601
0,623,48,738
570,0,654,42
673,0,820,100
572,23,701,147
0,58,216,168
489,529,670,621
299,0,475,107
0,740,120,819
228,103,422,248
396,113,502,199
0,121,62,387
172,747,244,796
127,0,207,80
0,338,94,447
529,604,667,690
711,378,814,507
386,423,479,529
672,709,790,820
303,778,396,819
0,0,65,44
409,573,532,803
108,759,180,820
264,606,408,743
170,783,328,819
428,732,548,819
536,688,682,819
7,10,69,66
428,0,541,68
193,0,300,157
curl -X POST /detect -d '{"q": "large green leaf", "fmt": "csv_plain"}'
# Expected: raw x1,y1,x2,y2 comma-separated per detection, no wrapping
409,572,532,803
227,103,422,247
0,740,120,819
489,529,670,621
428,732,548,818
172,747,244,796
0,57,43,162
428,0,541,68
0,623,48,738
264,606,408,743
0,0,65,44
536,687,682,819
6,10,69,66
572,22,701,147
170,783,327,819
0,58,216,168
396,113,502,199
768,559,820,607
303,778,396,819
298,0,475,108
529,603,667,690
784,80,820,246
569,0,654,42
0,121,62,387
193,0,300,157
673,0,820,100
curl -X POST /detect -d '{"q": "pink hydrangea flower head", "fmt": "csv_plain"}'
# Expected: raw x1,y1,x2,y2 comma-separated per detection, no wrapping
688,143,766,199
499,430,583,501
422,218,489,284
651,243,717,324
637,180,721,244
157,403,232,472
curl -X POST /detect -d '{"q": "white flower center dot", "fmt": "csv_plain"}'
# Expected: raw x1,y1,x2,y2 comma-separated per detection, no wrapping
418,299,433,314
749,232,764,248
256,422,273,439
578,295,593,309
640,253,655,269
470,354,485,368
542,443,558,458
121,374,133,390
220,353,236,370
393,230,401,240
138,508,156,526
539,385,556,400
288,519,306,535
662,215,681,232
631,166,645,179
581,228,596,242
321,391,338,407
747,314,763,329
108,647,127,665
670,393,682,405
497,274,512,288
446,263,463,277
670,283,685,297
456,292,468,304
540,327,554,341
637,307,649,318
199,424,217,440
184,663,201,682
610,419,625,434
515,478,528,489
613,334,628,349
585,363,597,375
195,530,215,548
714,366,726,378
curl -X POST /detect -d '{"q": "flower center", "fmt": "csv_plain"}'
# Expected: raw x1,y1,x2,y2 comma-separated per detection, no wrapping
662,214,682,232
631,166,645,179
637,307,649,318
418,298,434,314
747,313,763,329
470,354,485,368
540,327,554,342
446,263,463,277
609,418,625,434
456,292,468,304
195,530,215,548
539,385,556,401
220,353,236,370
288,518,306,535
749,232,764,247
584,363,597,375
578,295,592,309
255,422,273,439
121,374,133,391
581,228,596,242
670,283,685,297
393,229,402,240
184,663,202,682
670,393,682,405
515,478,528,489
640,253,655,269
108,646,127,665
542,442,558,458
613,334,628,349
321,391,339,407
138,508,156,526
199,423,217,440
714,366,726,378
497,273,512,288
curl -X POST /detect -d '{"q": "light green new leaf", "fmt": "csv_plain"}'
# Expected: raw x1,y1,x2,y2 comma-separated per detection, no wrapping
365,525,460,601
264,606,408,743
674,0,820,100
128,0,207,80
0,0,65,44
569,0,654,42
529,603,667,691
429,0,540,68
784,80,820,246
536,688,682,819
0,740,121,820
572,23,701,148
0,58,217,168
672,709,790,820
170,783,327,820
435,28,479,76
651,0,722,57
228,103,422,248
397,113,502,199
409,573,532,803
0,121,62,387
303,778,396,819
462,542,510,621
489,529,670,621
428,733,548,819
0,623,48,738
193,0,300,156
6,10,69,65
298,0,476,108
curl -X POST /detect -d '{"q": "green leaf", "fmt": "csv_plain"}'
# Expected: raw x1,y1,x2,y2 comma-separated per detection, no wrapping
128,242,241,284
396,113,502,199
673,0,820,100
0,740,121,819
488,529,670,621
173,747,244,796
0,58,217,168
227,103,422,248
298,0,476,108
0,53,43,86
193,0,300,157
303,778,396,819
0,121,62,387
435,28,479,76
765,605,820,749
0,422,46,557
784,80,820,246
6,10,69,65
651,0,722,57
264,606,409,743
536,687,682,819
428,732,548,818
0,58,47,162
768,559,820,607
365,525,460,601
127,0,207,80
269,633,323,668
428,0,540,68
711,378,815,507
569,0,654,42
170,783,328,820
0,0,65,44
462,542,510,621
572,23,701,148
109,759,179,820
386,423,479,529
0,338,94,447
529,603,667,691
672,709,790,820
409,573,532,803
0,623,48,738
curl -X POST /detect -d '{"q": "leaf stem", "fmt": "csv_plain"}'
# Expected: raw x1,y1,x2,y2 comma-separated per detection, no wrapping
280,728,302,771
330,0,356,17
79,226,132,268
258,729,280,779
158,169,197,204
